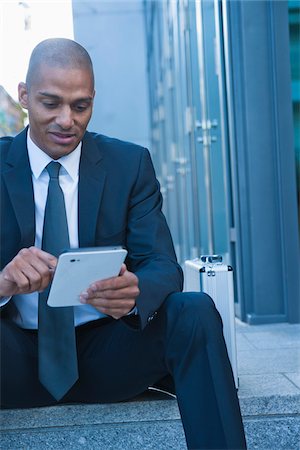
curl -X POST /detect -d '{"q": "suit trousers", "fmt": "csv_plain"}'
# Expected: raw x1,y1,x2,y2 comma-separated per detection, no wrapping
1,292,247,449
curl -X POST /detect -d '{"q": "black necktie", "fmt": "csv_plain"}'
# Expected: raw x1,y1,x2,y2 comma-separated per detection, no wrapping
38,161,78,400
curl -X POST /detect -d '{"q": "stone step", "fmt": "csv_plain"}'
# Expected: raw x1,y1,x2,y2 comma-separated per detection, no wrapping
1,391,300,449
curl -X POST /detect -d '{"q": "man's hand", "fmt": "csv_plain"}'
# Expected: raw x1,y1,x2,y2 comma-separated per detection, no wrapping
0,247,57,297
79,264,140,319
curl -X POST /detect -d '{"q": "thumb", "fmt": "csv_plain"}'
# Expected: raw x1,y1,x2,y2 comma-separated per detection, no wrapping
119,263,127,276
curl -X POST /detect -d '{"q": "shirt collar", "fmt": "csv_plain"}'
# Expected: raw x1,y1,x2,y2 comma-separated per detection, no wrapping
27,130,82,181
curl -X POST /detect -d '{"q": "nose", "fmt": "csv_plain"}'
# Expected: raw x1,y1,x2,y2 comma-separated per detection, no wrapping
56,106,74,129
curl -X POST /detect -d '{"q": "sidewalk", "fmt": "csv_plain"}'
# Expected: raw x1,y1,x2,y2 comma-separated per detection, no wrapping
236,321,300,450
1,321,300,449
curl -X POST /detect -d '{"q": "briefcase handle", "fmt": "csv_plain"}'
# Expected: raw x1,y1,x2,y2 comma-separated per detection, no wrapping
200,255,223,264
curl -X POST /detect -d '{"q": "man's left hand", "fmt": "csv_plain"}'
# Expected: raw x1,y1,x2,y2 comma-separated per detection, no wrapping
79,264,139,319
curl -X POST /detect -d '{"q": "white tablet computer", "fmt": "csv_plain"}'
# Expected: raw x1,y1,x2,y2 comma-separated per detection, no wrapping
47,246,127,307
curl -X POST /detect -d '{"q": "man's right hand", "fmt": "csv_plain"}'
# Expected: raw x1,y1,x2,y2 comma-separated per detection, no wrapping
0,247,57,297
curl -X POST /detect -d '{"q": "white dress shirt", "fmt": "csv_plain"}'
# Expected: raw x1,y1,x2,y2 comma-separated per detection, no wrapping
9,132,105,329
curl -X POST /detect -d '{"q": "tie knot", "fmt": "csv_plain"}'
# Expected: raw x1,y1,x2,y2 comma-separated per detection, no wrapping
46,161,61,179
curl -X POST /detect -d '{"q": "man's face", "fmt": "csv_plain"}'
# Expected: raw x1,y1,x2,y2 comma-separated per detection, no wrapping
18,65,95,159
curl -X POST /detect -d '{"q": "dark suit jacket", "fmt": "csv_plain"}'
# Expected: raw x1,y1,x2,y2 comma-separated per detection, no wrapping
0,128,183,329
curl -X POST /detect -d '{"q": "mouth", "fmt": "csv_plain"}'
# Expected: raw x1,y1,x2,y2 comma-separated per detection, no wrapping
49,131,77,145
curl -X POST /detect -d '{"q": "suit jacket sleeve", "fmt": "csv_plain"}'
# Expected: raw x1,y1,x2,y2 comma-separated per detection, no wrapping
125,147,183,329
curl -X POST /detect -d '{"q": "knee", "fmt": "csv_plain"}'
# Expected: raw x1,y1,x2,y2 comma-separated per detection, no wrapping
162,292,223,349
165,291,219,321
160,292,221,356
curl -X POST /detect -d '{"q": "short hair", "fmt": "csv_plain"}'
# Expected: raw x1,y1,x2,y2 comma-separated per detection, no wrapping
26,38,94,89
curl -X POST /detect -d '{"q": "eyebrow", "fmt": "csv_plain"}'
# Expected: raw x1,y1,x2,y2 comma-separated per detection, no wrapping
38,92,93,103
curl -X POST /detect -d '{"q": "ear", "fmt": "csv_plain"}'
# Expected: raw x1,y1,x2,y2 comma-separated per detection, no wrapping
18,82,29,110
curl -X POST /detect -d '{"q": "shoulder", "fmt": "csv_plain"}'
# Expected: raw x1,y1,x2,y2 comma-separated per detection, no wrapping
0,136,15,165
87,132,149,158
0,136,14,151
84,131,156,182
1,129,27,160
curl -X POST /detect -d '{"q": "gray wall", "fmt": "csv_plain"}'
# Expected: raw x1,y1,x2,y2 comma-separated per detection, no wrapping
72,0,150,149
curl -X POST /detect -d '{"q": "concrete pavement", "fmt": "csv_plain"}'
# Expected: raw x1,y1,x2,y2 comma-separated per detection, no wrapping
1,321,299,449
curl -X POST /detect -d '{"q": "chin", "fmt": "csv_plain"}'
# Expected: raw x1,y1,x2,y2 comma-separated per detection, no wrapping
45,145,78,160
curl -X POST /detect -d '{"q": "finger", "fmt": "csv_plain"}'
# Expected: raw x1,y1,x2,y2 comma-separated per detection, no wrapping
79,288,131,303
90,300,136,318
4,254,54,293
79,290,137,312
83,296,136,308
89,271,138,293
90,298,135,311
91,286,140,301
27,247,57,268
16,248,56,275
82,279,140,300
0,247,56,297
3,266,36,293
119,263,127,275
4,264,50,294
1,269,31,295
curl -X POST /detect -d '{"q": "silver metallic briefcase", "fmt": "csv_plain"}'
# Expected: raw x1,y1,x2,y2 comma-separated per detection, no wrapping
183,255,238,388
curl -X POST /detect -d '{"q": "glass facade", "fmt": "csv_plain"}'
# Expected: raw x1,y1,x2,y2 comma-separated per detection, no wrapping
144,1,232,264
144,0,300,323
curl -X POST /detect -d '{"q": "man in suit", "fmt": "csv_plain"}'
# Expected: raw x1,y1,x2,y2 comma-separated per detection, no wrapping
0,38,246,449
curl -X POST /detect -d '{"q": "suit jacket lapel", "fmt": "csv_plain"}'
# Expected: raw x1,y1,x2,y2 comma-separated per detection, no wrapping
2,128,35,247
2,129,106,249
78,132,106,247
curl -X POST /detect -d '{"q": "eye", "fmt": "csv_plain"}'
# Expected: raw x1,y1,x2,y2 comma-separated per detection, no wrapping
43,102,58,109
73,104,89,112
